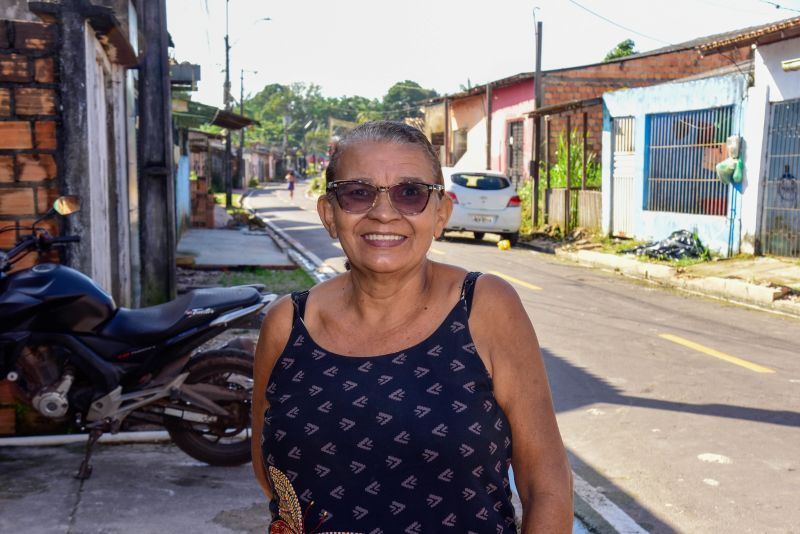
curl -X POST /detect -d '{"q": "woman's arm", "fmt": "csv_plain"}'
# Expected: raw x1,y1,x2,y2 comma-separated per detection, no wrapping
251,295,294,500
469,275,573,534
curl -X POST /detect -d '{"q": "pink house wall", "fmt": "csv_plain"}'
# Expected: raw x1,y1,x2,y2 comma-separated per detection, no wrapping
491,80,534,177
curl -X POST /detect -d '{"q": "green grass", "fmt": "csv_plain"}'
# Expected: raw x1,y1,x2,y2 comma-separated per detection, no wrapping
220,267,315,295
213,192,245,215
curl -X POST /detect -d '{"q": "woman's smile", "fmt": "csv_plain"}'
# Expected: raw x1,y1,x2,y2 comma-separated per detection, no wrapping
362,232,407,247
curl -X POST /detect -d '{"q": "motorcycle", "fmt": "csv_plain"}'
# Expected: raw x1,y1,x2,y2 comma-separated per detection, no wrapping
0,196,276,478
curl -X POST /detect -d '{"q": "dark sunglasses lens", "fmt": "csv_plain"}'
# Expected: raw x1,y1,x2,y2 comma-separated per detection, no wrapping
336,182,377,212
389,183,430,214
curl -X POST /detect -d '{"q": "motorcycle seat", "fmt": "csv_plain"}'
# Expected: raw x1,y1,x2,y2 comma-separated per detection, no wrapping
100,286,262,345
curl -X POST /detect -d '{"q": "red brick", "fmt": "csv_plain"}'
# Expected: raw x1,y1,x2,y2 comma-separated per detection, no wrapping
0,156,13,183
14,88,56,116
0,225,17,248
18,154,56,182
34,121,56,149
0,408,14,435
0,88,9,116
13,22,55,51
0,53,29,83
9,253,37,272
0,188,35,215
33,57,54,83
0,122,32,149
0,21,9,49
36,186,59,214
0,380,18,403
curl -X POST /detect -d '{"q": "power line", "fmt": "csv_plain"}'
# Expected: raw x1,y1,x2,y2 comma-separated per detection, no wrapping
566,0,672,45
756,0,800,12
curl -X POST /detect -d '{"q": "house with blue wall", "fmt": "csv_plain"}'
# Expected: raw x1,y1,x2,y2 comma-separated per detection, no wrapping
601,67,751,256
602,17,800,258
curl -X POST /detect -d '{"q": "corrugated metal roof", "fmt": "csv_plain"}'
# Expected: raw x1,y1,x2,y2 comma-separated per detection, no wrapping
173,100,257,130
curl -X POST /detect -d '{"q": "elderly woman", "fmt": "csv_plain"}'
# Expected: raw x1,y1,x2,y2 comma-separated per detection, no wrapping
252,121,572,533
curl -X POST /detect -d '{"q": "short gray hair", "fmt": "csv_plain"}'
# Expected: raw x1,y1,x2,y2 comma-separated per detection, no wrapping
325,121,444,185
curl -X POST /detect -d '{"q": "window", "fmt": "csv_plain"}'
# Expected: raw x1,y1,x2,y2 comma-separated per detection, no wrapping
451,173,511,190
452,129,468,165
646,107,733,215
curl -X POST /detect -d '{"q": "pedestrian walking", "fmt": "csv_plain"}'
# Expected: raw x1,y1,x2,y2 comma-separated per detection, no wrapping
286,171,297,200
253,121,572,533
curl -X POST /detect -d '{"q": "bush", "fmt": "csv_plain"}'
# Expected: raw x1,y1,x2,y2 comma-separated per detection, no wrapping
248,177,259,188
307,174,326,196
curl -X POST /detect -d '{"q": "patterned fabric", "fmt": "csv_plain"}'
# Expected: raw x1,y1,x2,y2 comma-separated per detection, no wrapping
262,272,517,533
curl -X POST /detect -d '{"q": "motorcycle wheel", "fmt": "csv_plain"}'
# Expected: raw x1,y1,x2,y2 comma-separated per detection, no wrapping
165,348,254,466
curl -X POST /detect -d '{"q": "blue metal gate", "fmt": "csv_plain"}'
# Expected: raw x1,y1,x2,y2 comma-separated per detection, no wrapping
761,98,800,257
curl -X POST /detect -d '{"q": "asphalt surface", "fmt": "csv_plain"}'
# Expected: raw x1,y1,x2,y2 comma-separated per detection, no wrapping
245,183,800,534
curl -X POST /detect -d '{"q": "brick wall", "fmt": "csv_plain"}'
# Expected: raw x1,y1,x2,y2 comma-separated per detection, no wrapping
539,46,752,166
0,19,60,270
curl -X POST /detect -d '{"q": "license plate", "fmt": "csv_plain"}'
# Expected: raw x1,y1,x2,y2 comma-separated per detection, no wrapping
471,215,495,224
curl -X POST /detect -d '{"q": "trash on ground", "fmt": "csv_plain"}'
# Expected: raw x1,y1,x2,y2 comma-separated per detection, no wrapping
622,230,707,260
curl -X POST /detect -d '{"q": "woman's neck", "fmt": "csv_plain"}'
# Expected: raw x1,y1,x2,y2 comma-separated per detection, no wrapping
343,260,436,324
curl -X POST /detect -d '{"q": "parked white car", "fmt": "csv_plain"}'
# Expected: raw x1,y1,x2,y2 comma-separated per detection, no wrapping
441,168,521,245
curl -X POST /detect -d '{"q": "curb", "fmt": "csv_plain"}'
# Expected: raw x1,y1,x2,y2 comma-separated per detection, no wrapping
241,191,336,283
554,248,800,319
0,430,171,447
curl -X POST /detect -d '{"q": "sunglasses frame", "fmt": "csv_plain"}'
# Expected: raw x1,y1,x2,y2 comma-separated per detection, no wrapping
326,180,445,215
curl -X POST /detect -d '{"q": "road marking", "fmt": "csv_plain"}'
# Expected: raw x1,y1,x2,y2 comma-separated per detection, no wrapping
428,247,445,255
572,473,649,534
659,334,775,374
488,271,542,291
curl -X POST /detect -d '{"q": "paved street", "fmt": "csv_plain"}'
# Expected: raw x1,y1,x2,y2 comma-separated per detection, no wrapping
247,183,800,534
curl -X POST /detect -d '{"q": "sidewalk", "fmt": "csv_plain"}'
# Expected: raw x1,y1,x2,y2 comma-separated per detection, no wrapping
522,237,800,319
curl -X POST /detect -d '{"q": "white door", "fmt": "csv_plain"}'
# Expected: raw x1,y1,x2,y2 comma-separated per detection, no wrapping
612,117,635,237
85,25,113,294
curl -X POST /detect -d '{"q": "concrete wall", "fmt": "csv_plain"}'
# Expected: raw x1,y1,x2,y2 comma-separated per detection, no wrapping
602,73,750,255
491,81,534,176
740,36,800,253
756,37,800,102
450,95,486,170
175,155,191,236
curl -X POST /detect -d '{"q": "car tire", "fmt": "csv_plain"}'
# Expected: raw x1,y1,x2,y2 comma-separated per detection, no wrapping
502,233,519,247
472,232,485,241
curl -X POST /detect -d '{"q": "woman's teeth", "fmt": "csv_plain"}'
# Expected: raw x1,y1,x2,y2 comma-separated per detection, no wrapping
364,234,404,241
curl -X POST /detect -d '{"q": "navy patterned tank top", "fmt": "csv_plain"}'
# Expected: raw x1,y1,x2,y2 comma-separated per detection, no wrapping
262,272,516,533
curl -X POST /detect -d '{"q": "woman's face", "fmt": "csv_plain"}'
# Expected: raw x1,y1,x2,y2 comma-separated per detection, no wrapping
318,141,452,275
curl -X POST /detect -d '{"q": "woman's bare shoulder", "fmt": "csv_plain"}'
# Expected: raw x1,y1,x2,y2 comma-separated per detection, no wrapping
257,294,295,362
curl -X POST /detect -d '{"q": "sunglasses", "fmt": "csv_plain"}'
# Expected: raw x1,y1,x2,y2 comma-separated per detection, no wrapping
327,180,444,215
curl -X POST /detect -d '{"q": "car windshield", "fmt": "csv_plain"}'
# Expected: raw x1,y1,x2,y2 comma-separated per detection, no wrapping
450,173,510,191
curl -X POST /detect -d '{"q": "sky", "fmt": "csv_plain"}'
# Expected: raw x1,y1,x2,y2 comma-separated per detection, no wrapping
166,0,800,108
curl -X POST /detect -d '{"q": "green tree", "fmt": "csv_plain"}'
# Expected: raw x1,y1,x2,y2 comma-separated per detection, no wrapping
382,80,438,121
604,39,637,61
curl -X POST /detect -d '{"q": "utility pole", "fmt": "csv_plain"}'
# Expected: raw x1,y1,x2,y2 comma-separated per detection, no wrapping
238,69,257,189
223,0,233,209
531,15,543,229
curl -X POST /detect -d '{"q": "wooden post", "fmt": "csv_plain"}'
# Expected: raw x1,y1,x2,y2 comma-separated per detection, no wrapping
565,114,571,234
138,0,176,304
443,98,450,166
582,111,588,190
486,83,493,171
544,117,551,225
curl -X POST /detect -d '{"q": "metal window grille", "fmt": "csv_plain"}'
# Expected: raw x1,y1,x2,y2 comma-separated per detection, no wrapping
761,98,800,257
646,107,733,215
507,120,524,185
